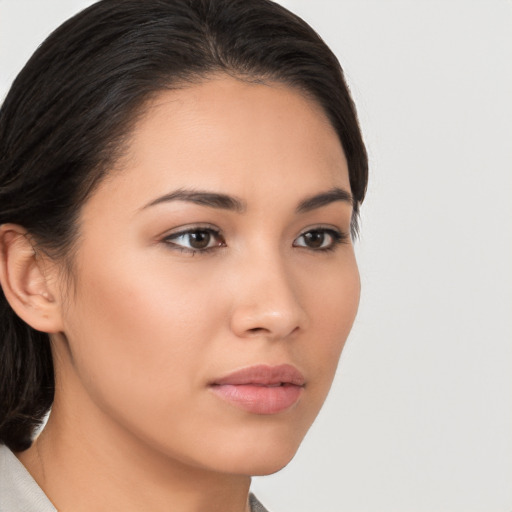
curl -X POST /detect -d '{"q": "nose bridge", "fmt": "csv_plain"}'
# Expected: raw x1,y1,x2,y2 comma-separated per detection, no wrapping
229,244,307,339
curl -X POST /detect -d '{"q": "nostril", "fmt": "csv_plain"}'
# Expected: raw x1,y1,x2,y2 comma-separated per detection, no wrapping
247,327,267,335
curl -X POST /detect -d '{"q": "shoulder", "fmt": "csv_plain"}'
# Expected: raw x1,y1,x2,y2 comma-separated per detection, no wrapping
0,444,57,512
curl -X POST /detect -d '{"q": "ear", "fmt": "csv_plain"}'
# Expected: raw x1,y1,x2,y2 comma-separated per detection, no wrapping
0,224,64,333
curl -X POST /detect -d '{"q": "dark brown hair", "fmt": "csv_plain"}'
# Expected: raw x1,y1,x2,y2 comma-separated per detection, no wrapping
0,0,368,451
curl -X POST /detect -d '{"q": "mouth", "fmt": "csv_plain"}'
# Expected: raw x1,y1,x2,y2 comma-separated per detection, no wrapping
209,364,305,415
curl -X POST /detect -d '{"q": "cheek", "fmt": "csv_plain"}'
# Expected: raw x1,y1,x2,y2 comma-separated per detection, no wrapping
60,250,225,424
56,240,360,474
298,256,360,395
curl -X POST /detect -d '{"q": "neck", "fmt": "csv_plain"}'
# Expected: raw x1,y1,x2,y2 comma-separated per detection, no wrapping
17,394,252,512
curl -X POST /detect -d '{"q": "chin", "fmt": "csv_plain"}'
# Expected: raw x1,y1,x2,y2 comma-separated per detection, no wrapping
209,431,305,477
189,403,320,477
217,451,298,477
244,454,297,477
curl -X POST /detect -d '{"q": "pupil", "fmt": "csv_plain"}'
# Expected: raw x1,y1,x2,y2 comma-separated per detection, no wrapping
190,231,210,249
305,231,324,248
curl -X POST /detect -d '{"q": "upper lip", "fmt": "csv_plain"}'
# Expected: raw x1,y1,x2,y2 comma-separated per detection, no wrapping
211,364,305,387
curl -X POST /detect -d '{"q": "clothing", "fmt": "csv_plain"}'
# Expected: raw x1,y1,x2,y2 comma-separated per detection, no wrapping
0,444,269,512
0,444,55,512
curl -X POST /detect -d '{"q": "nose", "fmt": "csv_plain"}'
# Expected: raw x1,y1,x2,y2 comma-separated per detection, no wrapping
229,253,308,340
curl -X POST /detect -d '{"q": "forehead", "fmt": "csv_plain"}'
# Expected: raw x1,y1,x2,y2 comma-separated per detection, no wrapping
90,76,350,214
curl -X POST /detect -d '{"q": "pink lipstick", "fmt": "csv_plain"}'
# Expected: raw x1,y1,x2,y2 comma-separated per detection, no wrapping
209,364,305,414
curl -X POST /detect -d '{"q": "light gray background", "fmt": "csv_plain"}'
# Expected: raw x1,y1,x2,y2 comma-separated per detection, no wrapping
1,1,511,511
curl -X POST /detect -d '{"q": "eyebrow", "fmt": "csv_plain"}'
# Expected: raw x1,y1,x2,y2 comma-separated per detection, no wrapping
142,188,246,213
296,187,353,213
142,186,353,213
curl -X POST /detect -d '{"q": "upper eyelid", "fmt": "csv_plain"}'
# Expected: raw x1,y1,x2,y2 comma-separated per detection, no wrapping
296,225,347,237
295,227,347,241
166,227,219,237
158,224,348,243
160,224,222,238
161,224,345,234
161,224,343,235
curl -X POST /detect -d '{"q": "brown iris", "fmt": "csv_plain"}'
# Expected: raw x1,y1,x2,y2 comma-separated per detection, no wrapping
302,231,326,249
188,231,212,249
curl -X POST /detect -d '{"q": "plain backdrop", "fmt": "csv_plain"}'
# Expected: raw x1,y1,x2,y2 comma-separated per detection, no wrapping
1,1,511,511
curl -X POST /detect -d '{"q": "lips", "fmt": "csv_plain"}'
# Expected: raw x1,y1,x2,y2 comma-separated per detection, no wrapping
209,364,305,415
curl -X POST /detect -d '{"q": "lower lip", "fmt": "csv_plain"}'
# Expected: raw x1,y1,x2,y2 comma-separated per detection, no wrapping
210,384,303,415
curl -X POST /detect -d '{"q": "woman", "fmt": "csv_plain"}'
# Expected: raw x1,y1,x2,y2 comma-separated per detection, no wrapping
0,0,368,510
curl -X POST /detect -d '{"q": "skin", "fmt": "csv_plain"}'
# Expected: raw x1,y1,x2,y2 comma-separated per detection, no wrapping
3,75,360,512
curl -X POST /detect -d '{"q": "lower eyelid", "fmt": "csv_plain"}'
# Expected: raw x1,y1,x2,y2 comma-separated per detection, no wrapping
294,228,349,249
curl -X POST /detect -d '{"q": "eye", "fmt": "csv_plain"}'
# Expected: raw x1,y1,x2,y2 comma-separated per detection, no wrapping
162,227,225,253
293,228,347,251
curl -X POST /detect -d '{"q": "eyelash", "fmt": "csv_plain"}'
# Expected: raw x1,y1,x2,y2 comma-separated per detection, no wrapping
293,227,349,252
161,226,348,255
162,226,226,255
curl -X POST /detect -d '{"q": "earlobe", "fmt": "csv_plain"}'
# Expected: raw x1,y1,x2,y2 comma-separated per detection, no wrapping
0,223,64,333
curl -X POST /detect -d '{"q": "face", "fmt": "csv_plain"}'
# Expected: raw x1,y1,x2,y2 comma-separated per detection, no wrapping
52,75,360,476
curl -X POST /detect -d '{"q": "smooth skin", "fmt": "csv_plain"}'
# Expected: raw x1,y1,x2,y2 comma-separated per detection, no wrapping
0,75,360,512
